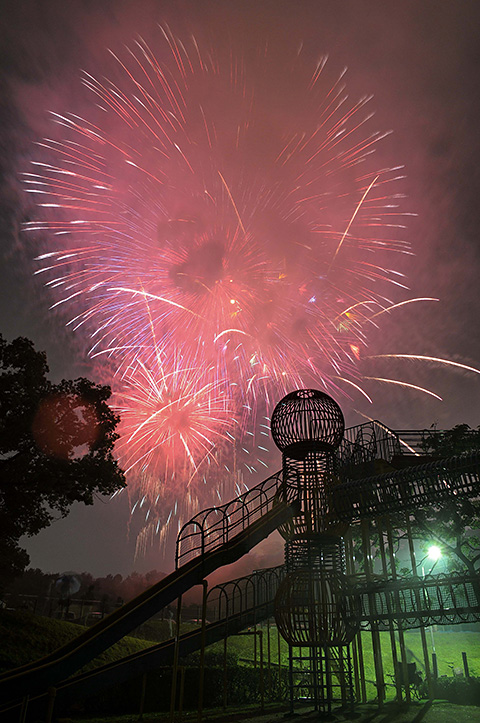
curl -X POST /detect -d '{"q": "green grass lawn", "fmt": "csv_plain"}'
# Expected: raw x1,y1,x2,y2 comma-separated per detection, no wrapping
1,608,479,707
202,624,480,701
355,628,480,699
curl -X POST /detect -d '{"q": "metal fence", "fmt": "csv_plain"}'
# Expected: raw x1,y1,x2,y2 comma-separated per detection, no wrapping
207,565,285,620
394,428,479,455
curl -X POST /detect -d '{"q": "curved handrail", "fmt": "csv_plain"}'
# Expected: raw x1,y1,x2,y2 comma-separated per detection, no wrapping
0,493,297,705
207,565,285,620
176,470,284,567
337,420,402,473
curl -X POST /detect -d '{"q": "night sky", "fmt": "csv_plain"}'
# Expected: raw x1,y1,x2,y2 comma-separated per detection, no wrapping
1,0,479,578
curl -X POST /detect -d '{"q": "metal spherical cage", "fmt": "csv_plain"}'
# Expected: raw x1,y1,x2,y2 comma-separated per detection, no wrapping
274,570,360,648
271,389,345,458
284,536,346,574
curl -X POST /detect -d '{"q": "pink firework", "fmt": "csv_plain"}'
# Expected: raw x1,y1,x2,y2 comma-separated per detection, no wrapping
115,350,234,478
23,28,422,540
112,346,242,542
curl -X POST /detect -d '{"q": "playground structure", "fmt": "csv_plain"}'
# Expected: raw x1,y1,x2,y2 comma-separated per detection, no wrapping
1,389,480,721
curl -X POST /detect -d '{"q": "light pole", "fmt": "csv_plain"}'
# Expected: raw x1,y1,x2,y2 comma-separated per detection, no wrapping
421,545,442,675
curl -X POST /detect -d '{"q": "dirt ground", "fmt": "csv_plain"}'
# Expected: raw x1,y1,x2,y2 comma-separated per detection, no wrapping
89,700,480,723
217,700,480,722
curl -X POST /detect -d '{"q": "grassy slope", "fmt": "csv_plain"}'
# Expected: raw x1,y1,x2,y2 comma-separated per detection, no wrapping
0,608,152,675
2,609,479,703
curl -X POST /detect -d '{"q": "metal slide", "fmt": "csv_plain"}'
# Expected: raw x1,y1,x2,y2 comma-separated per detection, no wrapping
6,604,274,717
9,563,480,719
0,470,298,706
1,566,283,718
332,451,480,520
3,433,478,714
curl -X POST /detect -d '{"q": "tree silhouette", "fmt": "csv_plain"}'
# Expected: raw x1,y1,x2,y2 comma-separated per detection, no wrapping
0,334,125,586
410,424,480,576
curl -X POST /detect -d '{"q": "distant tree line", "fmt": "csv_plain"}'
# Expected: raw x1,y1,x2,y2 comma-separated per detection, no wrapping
5,567,167,606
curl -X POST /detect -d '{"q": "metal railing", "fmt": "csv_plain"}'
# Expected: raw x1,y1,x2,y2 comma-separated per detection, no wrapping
394,429,480,456
352,571,480,629
175,471,284,568
331,452,480,521
207,565,285,620
337,421,402,472
392,429,439,455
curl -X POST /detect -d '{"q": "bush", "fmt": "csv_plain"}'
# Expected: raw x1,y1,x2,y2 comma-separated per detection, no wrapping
427,676,480,706
73,660,290,715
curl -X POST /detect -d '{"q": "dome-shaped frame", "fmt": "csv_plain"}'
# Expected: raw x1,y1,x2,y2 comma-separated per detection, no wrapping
274,570,360,647
271,389,344,459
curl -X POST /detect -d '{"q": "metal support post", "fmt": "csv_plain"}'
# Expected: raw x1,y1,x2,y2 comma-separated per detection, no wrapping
236,631,264,711
169,594,182,722
19,695,29,723
139,672,147,719
259,630,265,711
44,687,56,723
266,617,272,697
361,519,385,706
223,617,228,710
288,644,295,715
178,666,185,720
405,515,434,699
346,531,365,703
384,516,410,704
377,517,403,702
197,580,208,722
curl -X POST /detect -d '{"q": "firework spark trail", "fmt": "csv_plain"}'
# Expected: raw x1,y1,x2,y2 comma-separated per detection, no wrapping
23,27,450,548
368,355,480,375
367,297,439,321
25,33,411,381
362,376,443,401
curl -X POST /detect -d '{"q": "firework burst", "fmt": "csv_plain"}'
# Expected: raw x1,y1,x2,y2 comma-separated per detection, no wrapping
115,351,233,478
24,28,423,546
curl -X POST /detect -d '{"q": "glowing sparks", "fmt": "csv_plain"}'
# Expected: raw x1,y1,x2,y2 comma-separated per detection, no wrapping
116,355,233,477
368,355,480,376
334,376,373,404
368,298,439,321
362,376,443,401
328,175,379,272
108,288,204,318
26,31,412,405
24,27,456,550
